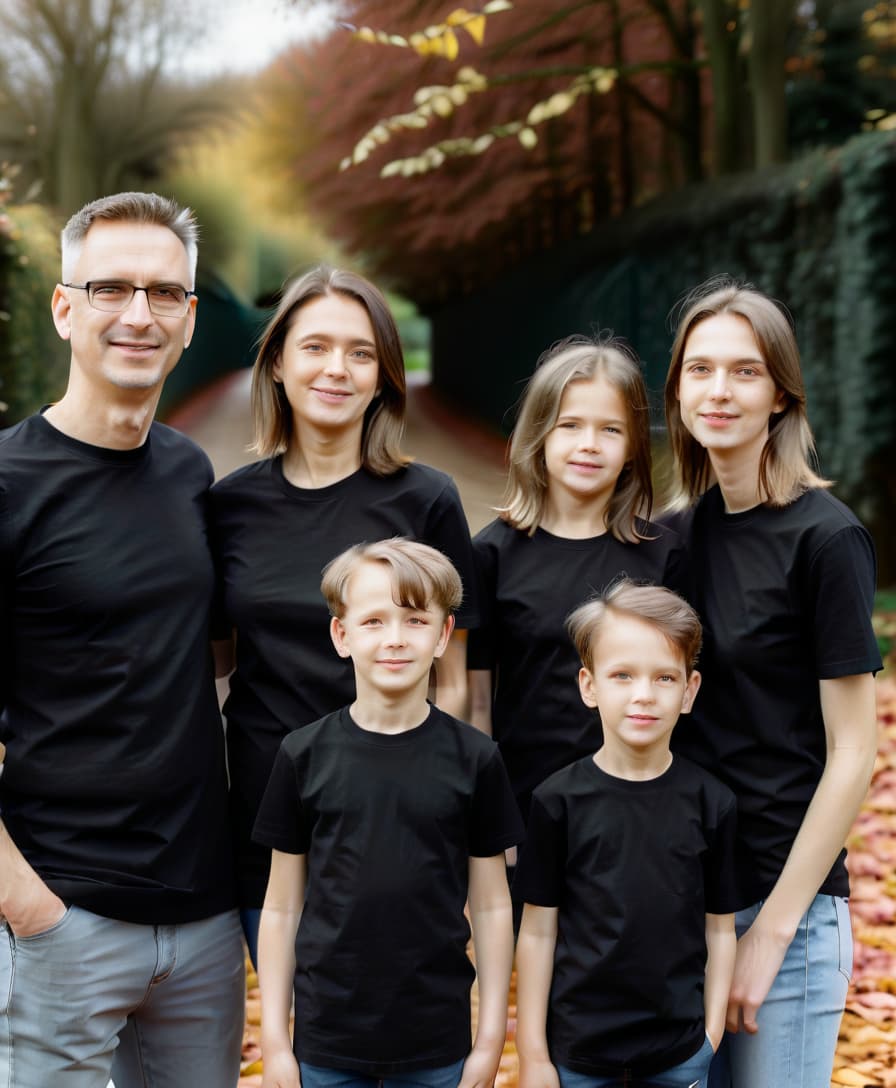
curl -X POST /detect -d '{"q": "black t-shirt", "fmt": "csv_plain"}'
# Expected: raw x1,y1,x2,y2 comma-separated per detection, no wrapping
466,518,684,817
669,486,882,906
514,755,738,1077
0,414,234,924
210,457,480,905
253,704,524,1074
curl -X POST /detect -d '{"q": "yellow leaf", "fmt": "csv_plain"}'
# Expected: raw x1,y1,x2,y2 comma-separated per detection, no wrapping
432,94,454,118
442,28,460,61
410,32,429,52
547,92,575,116
464,15,487,44
483,0,513,11
241,1060,264,1076
595,71,616,93
339,156,352,171
355,26,376,42
389,34,408,47
518,127,538,149
380,161,403,178
446,8,472,26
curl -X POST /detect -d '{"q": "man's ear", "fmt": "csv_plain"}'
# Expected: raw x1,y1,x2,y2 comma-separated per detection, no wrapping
680,669,702,714
578,666,599,709
329,615,352,659
51,284,73,342
432,613,456,659
183,294,198,349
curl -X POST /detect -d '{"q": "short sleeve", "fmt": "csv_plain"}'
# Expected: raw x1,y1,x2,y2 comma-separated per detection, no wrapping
808,525,882,678
252,741,311,854
468,746,524,856
466,531,497,670
513,789,566,906
702,792,739,914
425,478,480,629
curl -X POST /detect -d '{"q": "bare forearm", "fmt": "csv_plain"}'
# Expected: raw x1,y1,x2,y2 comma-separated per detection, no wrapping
470,902,514,1051
258,907,299,1051
516,909,557,1062
704,914,736,1045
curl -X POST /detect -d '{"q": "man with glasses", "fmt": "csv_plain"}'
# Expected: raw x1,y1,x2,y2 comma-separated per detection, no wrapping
0,192,244,1087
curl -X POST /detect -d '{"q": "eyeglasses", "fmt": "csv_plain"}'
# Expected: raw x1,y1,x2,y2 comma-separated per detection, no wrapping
63,280,196,317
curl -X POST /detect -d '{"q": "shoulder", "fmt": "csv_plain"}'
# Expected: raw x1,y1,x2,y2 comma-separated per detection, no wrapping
210,458,272,499
473,517,518,550
382,461,460,505
632,516,684,551
149,423,214,480
432,706,500,753
279,709,342,759
670,755,736,812
533,756,589,806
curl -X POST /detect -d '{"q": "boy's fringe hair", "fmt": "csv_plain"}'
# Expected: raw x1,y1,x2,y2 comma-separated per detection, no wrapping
321,537,463,619
251,265,411,475
664,275,830,510
567,579,702,674
498,335,653,542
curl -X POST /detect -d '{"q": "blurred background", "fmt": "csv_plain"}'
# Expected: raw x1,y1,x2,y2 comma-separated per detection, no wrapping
1,4,895,1082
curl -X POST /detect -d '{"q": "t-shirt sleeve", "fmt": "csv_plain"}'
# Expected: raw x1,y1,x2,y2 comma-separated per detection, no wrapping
702,792,739,915
205,487,232,643
466,533,496,670
425,478,480,629
808,525,882,678
468,746,525,856
252,741,311,854
512,789,566,906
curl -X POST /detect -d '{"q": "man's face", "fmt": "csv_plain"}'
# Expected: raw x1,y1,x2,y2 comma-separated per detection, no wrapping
52,220,197,394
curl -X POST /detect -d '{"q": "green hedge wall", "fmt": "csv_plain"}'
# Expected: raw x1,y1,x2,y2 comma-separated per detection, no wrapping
429,131,896,582
0,203,69,425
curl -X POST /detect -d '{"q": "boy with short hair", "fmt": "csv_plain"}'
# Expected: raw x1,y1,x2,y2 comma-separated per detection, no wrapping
254,538,524,1088
515,581,737,1088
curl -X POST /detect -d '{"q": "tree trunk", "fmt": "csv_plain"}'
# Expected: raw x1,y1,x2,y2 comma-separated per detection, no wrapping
747,0,797,166
697,0,743,174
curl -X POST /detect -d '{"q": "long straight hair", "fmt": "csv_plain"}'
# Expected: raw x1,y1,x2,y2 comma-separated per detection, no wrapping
251,266,410,476
499,335,653,542
664,278,829,507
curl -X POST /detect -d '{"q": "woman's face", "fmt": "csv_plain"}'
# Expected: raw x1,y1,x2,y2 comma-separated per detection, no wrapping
676,313,786,467
274,292,380,441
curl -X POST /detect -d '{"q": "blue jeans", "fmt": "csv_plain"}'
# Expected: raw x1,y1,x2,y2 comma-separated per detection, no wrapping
708,894,852,1088
557,1034,715,1088
240,906,262,969
0,905,245,1088
300,1058,466,1088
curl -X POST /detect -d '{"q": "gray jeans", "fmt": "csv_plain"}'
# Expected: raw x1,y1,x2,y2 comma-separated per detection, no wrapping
0,905,245,1088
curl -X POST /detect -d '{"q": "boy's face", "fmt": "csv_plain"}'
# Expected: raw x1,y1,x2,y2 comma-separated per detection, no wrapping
330,561,454,701
578,613,701,758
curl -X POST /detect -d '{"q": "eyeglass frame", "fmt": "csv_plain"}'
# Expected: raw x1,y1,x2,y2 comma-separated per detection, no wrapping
61,280,197,317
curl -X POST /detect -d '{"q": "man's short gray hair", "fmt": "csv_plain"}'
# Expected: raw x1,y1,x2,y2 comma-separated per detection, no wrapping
60,192,198,285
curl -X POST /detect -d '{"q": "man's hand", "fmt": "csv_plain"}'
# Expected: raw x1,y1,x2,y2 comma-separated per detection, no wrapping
457,1044,502,1088
261,1047,301,1088
725,920,792,1034
3,876,66,939
518,1056,561,1088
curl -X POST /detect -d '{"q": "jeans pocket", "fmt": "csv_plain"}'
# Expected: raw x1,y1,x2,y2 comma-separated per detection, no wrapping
834,896,853,983
12,906,73,945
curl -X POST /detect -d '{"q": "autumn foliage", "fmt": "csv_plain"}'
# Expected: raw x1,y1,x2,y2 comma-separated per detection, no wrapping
263,0,706,304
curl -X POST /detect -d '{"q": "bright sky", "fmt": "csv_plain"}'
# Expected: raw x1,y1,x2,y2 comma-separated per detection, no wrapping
181,0,342,76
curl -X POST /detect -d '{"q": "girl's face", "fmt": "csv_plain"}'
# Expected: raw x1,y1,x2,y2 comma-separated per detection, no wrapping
543,374,630,508
677,313,785,467
274,292,380,442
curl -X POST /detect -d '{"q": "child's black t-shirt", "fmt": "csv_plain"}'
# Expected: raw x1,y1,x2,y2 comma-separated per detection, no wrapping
467,518,684,817
669,486,881,906
253,704,524,1075
514,755,737,1077
210,457,480,905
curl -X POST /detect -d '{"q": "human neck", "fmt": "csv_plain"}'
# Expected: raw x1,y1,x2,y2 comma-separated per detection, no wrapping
43,387,159,450
593,743,672,781
708,447,764,513
281,430,363,488
539,490,609,539
349,688,431,735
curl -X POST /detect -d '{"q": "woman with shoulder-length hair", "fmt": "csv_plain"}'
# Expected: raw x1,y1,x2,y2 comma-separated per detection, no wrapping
664,276,881,1087
210,266,479,964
